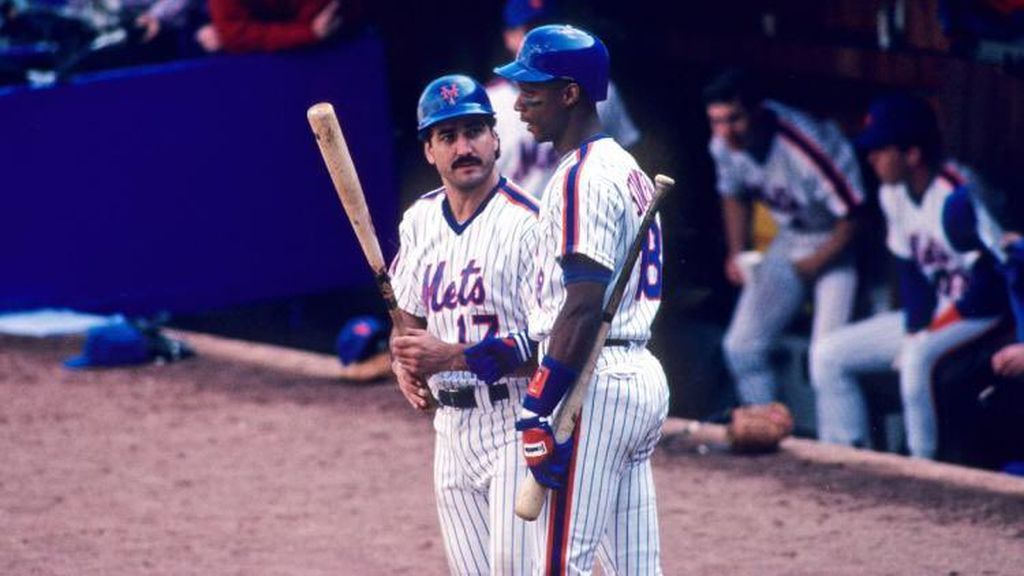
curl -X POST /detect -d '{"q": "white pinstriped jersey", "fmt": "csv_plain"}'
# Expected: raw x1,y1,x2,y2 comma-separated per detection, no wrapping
528,134,662,343
487,79,641,199
391,176,539,393
880,160,980,309
710,100,865,232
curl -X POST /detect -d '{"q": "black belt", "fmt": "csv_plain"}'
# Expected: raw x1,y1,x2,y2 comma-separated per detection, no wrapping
436,383,510,409
605,339,645,347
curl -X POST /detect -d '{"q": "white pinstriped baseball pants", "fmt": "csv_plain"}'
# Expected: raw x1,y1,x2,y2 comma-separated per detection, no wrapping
723,231,858,405
433,380,534,575
810,310,1001,458
532,346,669,576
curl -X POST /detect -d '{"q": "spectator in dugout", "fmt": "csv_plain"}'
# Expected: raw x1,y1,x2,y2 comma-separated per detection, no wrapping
810,93,1008,460
196,0,362,54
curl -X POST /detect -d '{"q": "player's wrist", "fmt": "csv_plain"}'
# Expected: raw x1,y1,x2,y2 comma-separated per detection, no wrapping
522,356,578,417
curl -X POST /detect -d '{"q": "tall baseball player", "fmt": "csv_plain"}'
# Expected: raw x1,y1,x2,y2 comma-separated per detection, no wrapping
468,25,668,575
387,74,540,575
811,93,1006,460
703,69,866,407
487,0,641,199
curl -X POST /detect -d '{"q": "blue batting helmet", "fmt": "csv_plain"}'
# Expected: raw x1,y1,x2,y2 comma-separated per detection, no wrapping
494,24,609,102
416,74,495,140
335,315,386,366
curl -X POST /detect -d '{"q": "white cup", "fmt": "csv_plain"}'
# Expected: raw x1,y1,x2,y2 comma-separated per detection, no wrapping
734,251,764,284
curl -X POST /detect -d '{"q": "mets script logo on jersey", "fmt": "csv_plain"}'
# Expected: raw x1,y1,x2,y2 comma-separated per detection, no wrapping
421,260,486,312
440,84,460,105
909,234,952,271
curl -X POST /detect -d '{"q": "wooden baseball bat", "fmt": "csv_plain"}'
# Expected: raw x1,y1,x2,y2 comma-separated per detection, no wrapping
306,102,406,334
514,174,675,521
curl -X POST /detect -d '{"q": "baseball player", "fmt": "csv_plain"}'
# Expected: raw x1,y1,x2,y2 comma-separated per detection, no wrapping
487,0,640,199
703,69,866,407
811,93,1006,460
470,25,669,575
387,74,540,575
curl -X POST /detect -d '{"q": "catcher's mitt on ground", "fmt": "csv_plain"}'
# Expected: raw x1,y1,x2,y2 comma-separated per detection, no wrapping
727,402,795,454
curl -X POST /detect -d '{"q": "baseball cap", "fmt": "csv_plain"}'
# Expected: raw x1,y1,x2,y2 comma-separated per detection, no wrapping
503,0,557,29
335,315,387,366
855,93,940,152
64,321,154,369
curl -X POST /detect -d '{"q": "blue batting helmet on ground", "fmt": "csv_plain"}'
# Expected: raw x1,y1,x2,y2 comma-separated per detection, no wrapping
416,74,495,140
335,315,387,366
494,24,609,102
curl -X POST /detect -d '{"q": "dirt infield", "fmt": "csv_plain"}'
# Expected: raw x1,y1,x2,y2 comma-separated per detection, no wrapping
2,333,1022,575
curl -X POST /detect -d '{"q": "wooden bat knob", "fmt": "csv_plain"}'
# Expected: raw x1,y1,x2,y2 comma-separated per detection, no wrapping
654,174,675,189
307,102,336,123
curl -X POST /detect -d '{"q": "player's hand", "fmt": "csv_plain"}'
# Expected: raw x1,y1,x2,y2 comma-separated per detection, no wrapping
791,256,820,282
391,328,464,377
135,13,160,43
311,0,342,40
992,343,1024,379
516,414,573,489
392,358,432,410
724,256,745,286
465,333,531,384
195,24,221,52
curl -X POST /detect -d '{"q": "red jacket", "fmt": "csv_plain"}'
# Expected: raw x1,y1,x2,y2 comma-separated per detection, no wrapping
209,0,332,54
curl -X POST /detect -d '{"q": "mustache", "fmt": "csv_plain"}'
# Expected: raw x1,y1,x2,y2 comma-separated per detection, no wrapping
452,156,482,169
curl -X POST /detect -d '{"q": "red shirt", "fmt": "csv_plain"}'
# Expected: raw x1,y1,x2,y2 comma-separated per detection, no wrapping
209,0,332,53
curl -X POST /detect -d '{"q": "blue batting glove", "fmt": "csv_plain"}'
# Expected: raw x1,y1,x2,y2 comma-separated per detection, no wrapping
465,332,532,384
516,414,574,490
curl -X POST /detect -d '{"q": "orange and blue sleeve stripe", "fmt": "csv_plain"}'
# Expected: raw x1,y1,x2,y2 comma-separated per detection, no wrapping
561,142,595,256
777,120,860,212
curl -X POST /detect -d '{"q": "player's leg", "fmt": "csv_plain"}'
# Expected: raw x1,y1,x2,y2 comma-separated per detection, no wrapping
595,351,669,576
810,311,904,447
722,240,808,404
809,260,857,341
489,402,534,576
434,412,492,575
898,316,1002,459
535,350,668,575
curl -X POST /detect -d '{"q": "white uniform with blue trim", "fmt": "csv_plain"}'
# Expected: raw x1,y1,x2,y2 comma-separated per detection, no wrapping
390,176,540,575
811,161,1002,459
529,134,668,575
487,79,641,199
711,100,866,406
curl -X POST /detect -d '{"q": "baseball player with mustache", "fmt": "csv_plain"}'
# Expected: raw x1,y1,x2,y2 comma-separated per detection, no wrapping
389,74,540,575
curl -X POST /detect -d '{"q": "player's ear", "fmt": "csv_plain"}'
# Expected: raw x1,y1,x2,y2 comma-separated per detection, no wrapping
492,128,501,161
423,139,436,166
563,82,582,107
